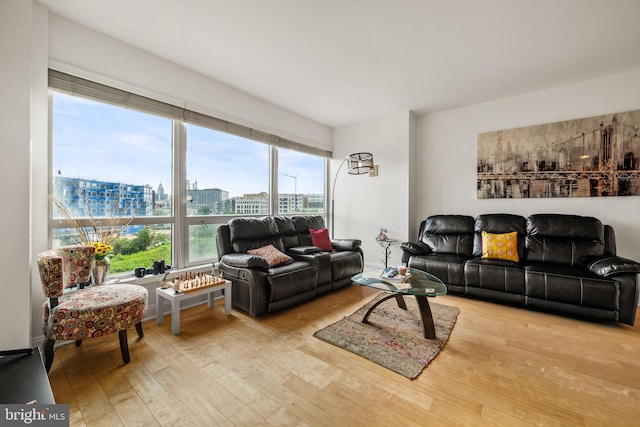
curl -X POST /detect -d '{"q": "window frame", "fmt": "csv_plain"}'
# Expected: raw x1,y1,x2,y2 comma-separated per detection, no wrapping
48,71,330,274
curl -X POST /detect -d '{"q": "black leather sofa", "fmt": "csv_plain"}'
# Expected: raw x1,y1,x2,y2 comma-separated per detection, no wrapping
401,213,640,325
216,215,363,317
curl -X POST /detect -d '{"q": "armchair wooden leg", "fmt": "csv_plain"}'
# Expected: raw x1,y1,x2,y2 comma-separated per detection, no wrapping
135,322,144,338
43,338,55,373
118,329,130,364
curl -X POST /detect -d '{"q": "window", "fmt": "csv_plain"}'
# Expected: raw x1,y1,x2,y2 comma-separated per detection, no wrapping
277,148,326,214
51,92,173,274
49,70,330,274
186,124,270,216
185,123,270,263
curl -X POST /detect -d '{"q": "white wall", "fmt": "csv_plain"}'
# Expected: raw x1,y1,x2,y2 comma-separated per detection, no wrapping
30,1,49,347
48,13,332,151
416,69,640,260
333,111,414,269
0,0,33,351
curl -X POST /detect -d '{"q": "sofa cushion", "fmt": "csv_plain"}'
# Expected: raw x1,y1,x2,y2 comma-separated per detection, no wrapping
525,264,619,311
526,214,605,266
481,231,519,262
420,215,474,256
473,213,527,258
229,217,286,253
292,215,326,246
309,228,333,251
248,244,293,267
274,216,300,249
464,258,525,294
266,261,317,302
408,253,468,286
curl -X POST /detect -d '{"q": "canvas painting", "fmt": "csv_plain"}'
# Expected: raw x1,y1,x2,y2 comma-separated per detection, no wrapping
477,110,640,198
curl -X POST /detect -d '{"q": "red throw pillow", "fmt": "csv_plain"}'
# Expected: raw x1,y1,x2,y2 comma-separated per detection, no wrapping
309,228,333,251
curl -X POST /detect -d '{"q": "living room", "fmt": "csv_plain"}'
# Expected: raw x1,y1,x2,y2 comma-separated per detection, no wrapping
3,1,640,425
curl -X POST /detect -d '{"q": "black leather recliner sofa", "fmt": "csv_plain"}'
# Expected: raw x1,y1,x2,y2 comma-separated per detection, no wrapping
401,213,640,325
216,215,363,317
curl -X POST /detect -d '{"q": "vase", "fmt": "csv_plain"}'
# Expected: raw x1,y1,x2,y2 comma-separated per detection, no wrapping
92,257,110,285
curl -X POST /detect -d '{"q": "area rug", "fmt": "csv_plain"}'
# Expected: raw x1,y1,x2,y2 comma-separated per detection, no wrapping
313,294,460,379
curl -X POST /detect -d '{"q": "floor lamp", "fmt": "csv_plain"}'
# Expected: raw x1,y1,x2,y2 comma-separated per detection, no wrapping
331,152,375,238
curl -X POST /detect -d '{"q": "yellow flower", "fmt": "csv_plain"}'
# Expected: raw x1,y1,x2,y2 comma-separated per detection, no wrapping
92,241,113,260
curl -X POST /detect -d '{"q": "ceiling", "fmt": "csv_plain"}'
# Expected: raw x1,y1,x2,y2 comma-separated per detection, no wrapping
39,0,640,128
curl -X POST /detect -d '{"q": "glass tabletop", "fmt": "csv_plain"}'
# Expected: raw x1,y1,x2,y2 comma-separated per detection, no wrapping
352,268,447,297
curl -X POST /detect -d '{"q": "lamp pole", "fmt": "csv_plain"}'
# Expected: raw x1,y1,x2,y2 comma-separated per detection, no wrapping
331,157,349,238
331,152,374,239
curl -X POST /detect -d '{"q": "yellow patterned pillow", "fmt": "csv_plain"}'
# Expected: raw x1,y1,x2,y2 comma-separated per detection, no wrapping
481,231,519,262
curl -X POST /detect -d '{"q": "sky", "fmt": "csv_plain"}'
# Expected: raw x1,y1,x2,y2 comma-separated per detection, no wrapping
52,92,325,198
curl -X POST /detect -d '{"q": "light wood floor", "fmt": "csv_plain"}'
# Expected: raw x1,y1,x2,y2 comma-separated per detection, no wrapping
48,285,640,426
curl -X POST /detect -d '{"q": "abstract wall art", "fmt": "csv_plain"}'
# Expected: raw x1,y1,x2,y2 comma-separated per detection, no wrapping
477,109,640,198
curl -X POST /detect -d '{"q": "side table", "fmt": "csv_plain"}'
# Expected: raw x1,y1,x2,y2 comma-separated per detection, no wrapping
156,280,232,335
376,237,398,268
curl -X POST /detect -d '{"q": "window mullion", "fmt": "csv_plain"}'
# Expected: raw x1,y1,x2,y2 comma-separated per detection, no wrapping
270,146,278,215
173,121,187,268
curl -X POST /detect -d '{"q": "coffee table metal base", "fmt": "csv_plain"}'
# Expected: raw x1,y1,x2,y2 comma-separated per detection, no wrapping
362,294,436,339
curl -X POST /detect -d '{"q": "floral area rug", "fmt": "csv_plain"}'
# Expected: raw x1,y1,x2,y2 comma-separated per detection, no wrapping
313,293,460,379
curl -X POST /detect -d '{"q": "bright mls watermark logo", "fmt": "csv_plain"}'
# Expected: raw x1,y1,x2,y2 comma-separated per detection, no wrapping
1,405,68,426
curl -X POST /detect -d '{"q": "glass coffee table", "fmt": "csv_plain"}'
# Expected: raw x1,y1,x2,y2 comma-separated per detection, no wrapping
351,268,447,339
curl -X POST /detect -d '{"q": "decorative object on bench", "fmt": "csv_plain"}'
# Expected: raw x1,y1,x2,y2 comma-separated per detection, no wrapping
161,272,227,294
375,229,397,268
331,152,375,238
216,215,364,317
37,245,148,372
401,213,640,325
314,293,459,379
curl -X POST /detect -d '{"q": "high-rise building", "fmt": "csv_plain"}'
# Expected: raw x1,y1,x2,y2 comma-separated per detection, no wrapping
157,183,166,201
52,176,148,218
186,188,229,214
235,192,269,214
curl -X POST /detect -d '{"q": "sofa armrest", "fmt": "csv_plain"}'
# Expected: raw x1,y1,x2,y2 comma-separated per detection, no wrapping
331,239,361,251
400,241,432,256
588,256,640,277
288,246,321,255
220,253,269,270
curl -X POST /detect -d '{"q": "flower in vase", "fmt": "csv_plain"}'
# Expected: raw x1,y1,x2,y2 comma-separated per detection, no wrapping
378,227,388,240
92,242,113,260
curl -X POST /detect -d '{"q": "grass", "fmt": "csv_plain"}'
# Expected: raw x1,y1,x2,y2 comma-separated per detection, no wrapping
110,244,171,273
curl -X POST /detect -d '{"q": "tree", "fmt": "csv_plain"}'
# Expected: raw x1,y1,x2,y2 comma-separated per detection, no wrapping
131,228,152,252
196,206,212,215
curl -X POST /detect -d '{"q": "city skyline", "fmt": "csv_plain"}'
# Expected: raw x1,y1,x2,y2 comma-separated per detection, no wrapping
52,92,325,199
478,110,640,198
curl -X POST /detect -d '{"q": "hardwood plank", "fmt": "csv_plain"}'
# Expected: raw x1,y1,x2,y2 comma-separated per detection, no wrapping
123,363,196,426
47,284,640,426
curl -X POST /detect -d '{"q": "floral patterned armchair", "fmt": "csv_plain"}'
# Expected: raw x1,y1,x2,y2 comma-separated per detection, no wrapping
37,245,148,372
